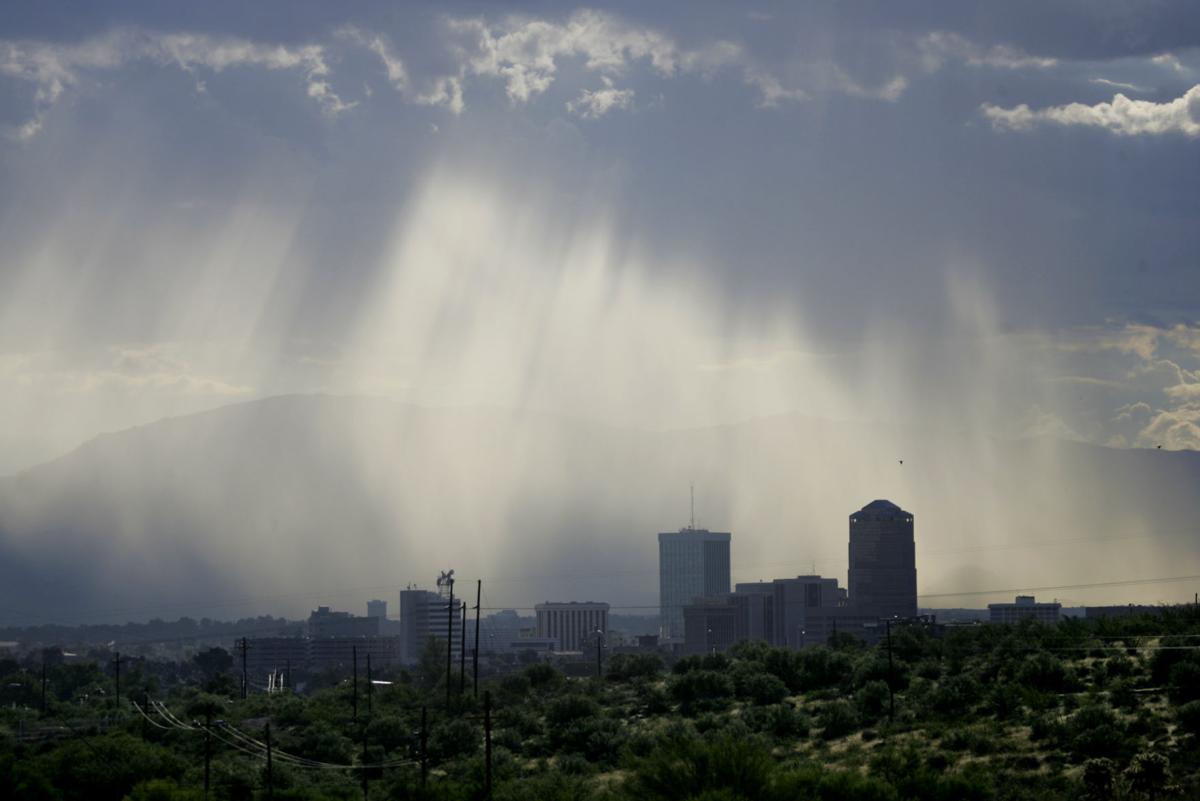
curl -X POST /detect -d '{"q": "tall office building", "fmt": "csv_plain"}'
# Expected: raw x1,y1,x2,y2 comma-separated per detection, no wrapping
848,499,917,619
658,527,731,640
367,599,388,620
399,586,461,665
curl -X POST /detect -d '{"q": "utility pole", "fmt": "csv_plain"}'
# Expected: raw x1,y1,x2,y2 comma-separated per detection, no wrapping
483,691,493,800
459,602,467,695
445,581,454,712
239,638,248,700
885,619,896,722
473,579,482,699
285,659,291,693
420,706,428,789
204,709,212,801
352,646,359,727
361,727,369,800
596,632,603,679
113,651,121,708
40,659,47,717
265,722,274,800
366,653,373,718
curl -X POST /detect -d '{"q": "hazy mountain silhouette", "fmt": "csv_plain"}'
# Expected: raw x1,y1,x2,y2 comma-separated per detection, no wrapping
1,394,1197,625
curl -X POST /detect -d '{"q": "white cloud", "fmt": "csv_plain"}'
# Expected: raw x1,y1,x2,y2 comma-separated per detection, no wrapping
413,75,465,114
744,69,807,107
918,32,1057,72
1135,403,1200,450
1152,53,1186,73
1090,78,1145,92
446,10,685,104
837,71,908,102
338,26,409,90
982,84,1200,136
0,28,352,138
566,76,634,119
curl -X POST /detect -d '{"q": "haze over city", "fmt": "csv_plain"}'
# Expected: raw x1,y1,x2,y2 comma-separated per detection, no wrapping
2,1,1200,624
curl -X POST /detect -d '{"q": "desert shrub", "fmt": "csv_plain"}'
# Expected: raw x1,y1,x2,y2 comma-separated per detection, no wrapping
1080,758,1117,801
739,671,789,706
1176,700,1200,736
1016,652,1074,693
1149,638,1192,685
669,670,734,714
1105,654,1136,679
1067,706,1131,761
607,653,663,682
798,647,854,692
639,683,671,715
496,704,542,738
819,699,860,740
524,662,564,690
546,693,601,728
983,681,1022,720
1109,678,1140,710
626,732,775,801
1168,660,1200,704
761,649,806,692
931,674,982,714
1125,751,1171,800
497,672,531,700
363,715,414,753
775,766,901,801
428,718,480,762
856,680,892,721
743,702,809,739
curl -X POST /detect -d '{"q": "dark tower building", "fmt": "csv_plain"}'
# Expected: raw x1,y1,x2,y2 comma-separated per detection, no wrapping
848,500,917,619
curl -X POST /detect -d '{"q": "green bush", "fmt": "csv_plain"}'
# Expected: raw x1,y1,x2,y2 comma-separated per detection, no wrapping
669,670,734,714
428,717,480,762
798,647,854,692
819,699,860,740
738,671,789,706
742,702,809,739
607,653,663,682
626,732,774,801
856,680,892,721
1168,660,1200,704
1177,700,1200,736
545,694,601,728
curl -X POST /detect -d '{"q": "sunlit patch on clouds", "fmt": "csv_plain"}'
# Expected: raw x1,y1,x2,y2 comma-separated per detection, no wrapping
982,84,1200,136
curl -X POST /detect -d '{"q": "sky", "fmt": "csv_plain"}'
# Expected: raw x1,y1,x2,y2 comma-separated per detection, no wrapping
1,3,1199,619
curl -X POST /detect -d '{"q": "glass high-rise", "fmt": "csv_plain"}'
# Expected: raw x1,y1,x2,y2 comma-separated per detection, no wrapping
658,528,731,640
848,499,917,619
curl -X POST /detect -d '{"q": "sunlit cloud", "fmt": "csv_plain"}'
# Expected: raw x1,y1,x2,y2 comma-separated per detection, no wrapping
0,28,351,137
983,84,1200,136
566,77,634,118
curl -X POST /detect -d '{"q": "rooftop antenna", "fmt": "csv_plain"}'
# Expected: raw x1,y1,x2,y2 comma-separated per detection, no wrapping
690,483,695,530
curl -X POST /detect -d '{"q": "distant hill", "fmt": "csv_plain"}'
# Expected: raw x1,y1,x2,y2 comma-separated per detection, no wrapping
1,394,1197,624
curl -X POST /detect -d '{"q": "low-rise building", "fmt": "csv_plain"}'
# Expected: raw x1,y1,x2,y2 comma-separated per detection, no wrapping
535,602,610,651
988,596,1061,625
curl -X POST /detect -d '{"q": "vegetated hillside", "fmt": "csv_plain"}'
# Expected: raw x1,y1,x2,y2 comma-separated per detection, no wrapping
3,609,1200,800
0,394,1198,623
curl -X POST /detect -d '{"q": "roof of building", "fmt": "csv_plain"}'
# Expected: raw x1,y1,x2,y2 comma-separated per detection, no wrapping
861,499,901,512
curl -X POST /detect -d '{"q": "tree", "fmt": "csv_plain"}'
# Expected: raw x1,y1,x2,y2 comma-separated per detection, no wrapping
191,647,232,680
1125,752,1170,801
1081,758,1117,801
417,636,447,689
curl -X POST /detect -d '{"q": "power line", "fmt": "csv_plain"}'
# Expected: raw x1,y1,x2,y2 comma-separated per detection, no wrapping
917,573,1200,600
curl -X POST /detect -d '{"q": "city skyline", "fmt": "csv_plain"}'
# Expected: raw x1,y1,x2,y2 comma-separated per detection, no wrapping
1,1,1198,627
